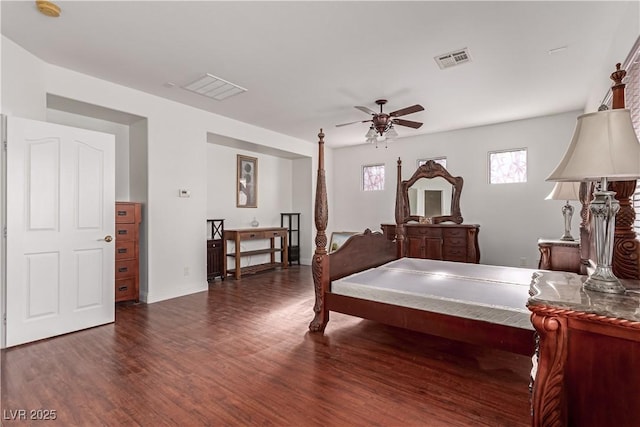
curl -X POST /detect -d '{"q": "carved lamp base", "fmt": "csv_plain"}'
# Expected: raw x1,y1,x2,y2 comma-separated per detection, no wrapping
584,186,625,294
559,201,575,241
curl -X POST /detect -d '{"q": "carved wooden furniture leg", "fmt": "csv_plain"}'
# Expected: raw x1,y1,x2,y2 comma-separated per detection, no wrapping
538,244,551,269
530,307,568,427
309,129,329,332
310,254,329,332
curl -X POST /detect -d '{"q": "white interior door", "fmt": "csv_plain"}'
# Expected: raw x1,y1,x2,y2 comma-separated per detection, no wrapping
6,117,115,347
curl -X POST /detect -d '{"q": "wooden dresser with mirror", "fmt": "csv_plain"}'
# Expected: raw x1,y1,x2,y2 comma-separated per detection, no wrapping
382,158,480,263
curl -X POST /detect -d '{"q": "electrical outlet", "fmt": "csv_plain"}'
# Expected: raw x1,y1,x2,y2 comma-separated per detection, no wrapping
184,266,189,276
519,257,527,267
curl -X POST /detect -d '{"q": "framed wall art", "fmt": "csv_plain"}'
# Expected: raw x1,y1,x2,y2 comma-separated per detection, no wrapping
237,155,258,208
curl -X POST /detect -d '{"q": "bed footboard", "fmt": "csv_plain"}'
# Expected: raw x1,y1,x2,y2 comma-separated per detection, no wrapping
310,229,396,332
328,229,397,281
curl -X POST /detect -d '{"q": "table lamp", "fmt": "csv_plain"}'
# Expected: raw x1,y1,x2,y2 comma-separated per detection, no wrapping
547,109,640,293
545,182,581,241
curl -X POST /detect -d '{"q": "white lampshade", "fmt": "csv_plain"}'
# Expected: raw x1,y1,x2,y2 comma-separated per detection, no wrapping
545,181,581,201
547,109,640,182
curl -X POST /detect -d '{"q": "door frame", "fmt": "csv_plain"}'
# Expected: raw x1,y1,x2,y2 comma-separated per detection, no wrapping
1,114,8,348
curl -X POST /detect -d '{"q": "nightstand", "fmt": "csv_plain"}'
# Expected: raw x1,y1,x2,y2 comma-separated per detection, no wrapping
537,238,581,274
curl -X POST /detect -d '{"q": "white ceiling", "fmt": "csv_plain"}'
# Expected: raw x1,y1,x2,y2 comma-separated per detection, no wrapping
1,1,638,148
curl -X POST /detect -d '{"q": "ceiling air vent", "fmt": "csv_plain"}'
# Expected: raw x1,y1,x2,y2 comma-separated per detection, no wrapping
435,48,471,69
182,73,247,101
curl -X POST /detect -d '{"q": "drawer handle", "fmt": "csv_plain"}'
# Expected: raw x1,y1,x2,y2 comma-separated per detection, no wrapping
117,248,127,254
117,211,127,216
118,230,128,235
118,286,129,292
118,267,128,273
249,234,256,238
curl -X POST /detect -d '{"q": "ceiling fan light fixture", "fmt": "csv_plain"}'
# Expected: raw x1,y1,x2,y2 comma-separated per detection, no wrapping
385,125,398,140
340,99,423,147
365,125,377,139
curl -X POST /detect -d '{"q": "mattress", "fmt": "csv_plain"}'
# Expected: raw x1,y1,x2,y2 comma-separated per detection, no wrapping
331,258,537,330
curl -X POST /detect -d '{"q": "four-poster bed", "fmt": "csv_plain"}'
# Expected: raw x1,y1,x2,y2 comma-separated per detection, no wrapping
308,129,535,356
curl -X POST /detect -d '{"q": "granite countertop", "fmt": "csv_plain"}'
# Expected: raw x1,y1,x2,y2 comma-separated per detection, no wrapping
536,238,581,246
528,270,640,322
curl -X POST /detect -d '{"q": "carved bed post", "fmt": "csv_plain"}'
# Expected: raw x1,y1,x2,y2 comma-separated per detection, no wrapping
309,129,330,332
394,157,406,258
608,63,640,279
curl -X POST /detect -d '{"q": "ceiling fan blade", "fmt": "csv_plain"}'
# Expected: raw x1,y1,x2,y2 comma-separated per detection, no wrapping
390,104,424,117
355,106,376,115
336,119,371,127
393,118,423,129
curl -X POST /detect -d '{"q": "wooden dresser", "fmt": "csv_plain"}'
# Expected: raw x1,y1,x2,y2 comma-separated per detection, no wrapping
115,202,142,302
529,271,640,427
381,223,480,263
223,227,288,279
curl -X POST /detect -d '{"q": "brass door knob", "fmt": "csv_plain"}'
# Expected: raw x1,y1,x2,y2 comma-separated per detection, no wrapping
104,235,113,242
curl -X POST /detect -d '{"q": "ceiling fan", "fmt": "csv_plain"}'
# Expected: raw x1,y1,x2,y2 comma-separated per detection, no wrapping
336,99,424,138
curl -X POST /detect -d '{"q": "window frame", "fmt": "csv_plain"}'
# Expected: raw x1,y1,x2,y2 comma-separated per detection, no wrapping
487,148,528,184
362,163,385,192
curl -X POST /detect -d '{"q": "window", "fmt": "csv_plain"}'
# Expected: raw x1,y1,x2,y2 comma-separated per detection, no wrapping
362,164,385,191
488,149,527,184
417,157,447,168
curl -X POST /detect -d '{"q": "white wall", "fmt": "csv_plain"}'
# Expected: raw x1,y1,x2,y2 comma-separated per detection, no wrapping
46,109,131,200
292,157,313,264
1,38,45,119
129,119,149,297
585,2,640,110
331,111,581,268
2,36,316,304
206,143,292,229
206,143,297,268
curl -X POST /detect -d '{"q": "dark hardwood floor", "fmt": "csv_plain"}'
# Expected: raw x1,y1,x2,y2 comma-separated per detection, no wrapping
1,266,532,426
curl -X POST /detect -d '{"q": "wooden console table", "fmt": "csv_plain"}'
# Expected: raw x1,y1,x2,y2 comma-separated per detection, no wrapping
223,227,288,279
528,271,640,427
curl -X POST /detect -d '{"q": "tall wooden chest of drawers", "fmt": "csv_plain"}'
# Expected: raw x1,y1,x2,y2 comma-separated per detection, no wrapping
115,202,142,302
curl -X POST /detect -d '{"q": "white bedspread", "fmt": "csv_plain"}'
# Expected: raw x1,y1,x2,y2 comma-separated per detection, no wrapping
331,258,537,330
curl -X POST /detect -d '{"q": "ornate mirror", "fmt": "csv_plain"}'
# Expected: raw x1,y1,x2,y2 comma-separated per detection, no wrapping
399,160,463,224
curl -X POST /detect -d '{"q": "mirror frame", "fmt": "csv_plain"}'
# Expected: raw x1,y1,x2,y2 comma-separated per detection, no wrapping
400,160,463,224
